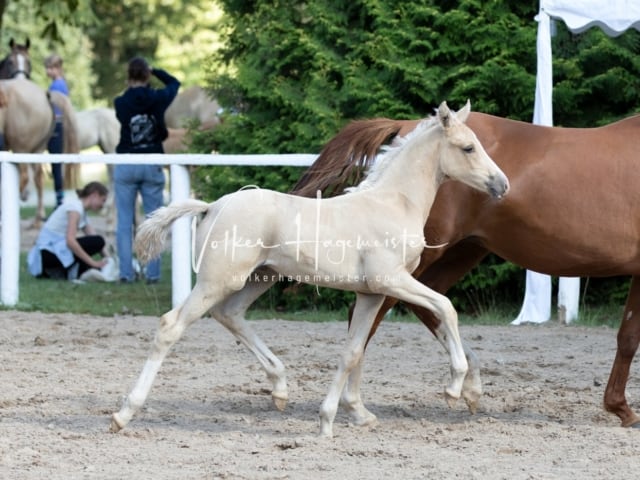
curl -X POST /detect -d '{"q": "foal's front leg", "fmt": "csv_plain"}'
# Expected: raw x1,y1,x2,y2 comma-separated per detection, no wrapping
381,271,469,408
319,293,385,437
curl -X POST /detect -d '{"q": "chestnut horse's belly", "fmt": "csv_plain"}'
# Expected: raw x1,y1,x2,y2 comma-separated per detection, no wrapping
476,198,640,277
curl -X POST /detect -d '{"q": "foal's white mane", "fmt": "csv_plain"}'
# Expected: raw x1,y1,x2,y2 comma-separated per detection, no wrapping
346,116,439,193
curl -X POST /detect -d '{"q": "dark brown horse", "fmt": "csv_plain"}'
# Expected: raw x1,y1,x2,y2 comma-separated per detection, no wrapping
291,111,640,428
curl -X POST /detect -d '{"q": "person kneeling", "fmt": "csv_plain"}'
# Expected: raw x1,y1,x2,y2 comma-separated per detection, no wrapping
27,182,110,281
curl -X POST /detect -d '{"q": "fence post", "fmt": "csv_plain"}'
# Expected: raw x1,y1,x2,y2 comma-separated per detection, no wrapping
1,161,20,306
170,164,192,307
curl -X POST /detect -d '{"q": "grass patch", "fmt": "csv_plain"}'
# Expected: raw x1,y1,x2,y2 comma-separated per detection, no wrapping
6,255,626,328
7,252,173,317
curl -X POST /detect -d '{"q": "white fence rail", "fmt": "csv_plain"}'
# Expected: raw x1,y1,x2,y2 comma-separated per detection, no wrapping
1,153,317,307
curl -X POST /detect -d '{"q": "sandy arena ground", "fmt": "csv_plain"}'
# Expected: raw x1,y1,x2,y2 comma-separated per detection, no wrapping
7,192,640,478
2,309,640,479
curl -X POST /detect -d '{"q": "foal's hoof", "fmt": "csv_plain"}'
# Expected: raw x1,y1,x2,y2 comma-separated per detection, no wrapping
463,392,481,415
109,414,124,433
444,389,460,409
272,394,288,412
351,411,378,427
465,398,479,415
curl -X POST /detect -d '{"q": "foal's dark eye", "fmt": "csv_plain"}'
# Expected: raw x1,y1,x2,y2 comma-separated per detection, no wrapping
463,145,474,153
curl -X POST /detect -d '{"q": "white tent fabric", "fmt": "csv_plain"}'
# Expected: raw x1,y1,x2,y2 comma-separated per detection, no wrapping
512,0,640,325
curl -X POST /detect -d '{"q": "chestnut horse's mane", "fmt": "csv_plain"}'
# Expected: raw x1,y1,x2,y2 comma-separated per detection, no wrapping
289,118,404,198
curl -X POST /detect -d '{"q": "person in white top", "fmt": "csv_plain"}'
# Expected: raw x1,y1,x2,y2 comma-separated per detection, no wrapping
27,182,109,280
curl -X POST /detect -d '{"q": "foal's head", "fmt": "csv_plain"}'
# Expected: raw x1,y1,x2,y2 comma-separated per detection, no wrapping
437,101,509,199
0,38,31,80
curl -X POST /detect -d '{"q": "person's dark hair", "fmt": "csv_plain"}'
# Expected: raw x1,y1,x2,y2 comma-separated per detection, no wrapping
77,181,108,198
127,56,151,83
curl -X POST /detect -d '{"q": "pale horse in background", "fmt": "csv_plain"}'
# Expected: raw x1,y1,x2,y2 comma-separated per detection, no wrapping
163,85,222,153
0,39,79,227
73,107,189,227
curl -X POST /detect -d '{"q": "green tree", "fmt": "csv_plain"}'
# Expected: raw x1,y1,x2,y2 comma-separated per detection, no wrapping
86,0,222,102
203,0,538,158
192,1,640,311
1,0,96,108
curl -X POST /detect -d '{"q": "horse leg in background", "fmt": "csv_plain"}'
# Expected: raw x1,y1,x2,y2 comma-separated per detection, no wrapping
111,282,217,432
18,163,46,228
18,164,29,202
33,164,46,224
320,293,386,437
604,275,640,427
209,271,288,410
342,242,489,423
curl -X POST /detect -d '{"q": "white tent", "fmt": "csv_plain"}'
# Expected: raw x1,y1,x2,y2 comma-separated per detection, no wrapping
512,0,640,325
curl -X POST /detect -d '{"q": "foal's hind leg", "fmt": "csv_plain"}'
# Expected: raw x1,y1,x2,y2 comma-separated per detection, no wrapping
210,273,289,410
340,296,397,427
110,284,214,432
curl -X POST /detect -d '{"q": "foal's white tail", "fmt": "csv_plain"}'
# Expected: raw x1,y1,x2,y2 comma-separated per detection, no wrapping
135,199,210,263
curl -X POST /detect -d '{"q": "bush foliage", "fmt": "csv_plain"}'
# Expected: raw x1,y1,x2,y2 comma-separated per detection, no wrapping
188,0,640,312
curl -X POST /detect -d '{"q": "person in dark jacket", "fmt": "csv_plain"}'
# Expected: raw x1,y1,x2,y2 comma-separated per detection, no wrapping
113,56,180,283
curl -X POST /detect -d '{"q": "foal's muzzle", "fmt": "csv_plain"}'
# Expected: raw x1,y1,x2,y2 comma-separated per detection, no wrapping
486,173,510,199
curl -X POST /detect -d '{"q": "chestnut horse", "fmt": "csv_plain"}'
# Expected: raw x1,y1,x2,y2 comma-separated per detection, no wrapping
291,111,640,429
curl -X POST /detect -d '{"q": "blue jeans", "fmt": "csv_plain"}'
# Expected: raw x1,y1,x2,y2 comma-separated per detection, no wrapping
48,121,64,206
114,164,165,281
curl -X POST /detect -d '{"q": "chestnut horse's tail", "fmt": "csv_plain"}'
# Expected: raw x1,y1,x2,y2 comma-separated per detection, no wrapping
135,199,211,264
289,118,405,198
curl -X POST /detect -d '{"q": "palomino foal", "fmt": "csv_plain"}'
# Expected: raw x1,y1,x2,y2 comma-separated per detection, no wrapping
110,101,509,437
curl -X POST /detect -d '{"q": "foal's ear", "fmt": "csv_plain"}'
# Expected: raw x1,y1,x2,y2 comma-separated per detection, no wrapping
438,101,452,129
456,99,471,123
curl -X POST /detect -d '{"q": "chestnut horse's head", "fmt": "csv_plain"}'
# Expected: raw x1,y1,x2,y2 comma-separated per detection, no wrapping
0,38,31,80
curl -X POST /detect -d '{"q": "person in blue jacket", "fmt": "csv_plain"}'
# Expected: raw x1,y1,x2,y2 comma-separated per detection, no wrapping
45,53,69,208
113,57,180,283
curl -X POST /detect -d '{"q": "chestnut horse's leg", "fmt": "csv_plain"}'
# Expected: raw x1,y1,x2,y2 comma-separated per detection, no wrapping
604,275,640,427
